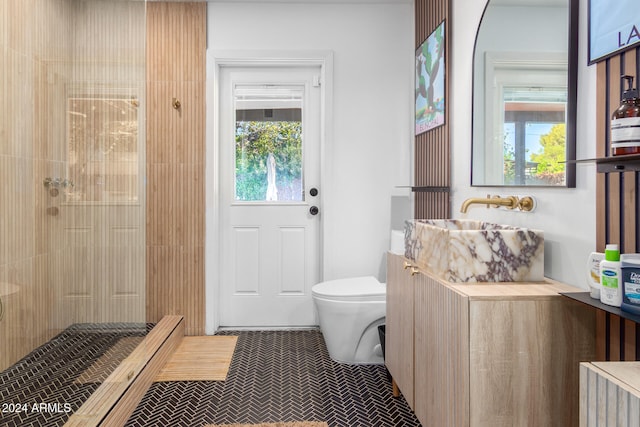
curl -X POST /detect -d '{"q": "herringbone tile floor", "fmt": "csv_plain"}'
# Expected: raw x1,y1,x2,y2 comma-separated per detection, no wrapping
126,330,421,427
0,323,151,427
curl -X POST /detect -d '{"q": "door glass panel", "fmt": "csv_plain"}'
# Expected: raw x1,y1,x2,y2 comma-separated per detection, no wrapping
234,85,304,202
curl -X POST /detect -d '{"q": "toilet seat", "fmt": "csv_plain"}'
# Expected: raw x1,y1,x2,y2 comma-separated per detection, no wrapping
311,276,385,301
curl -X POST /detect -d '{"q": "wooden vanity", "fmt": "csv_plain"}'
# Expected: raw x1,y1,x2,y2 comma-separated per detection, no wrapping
386,253,596,427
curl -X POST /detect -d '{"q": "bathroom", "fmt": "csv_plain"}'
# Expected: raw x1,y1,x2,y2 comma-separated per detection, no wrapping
0,0,630,425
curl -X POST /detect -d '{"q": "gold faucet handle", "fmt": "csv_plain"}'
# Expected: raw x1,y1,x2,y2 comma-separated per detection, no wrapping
517,196,534,211
490,195,518,209
403,261,413,270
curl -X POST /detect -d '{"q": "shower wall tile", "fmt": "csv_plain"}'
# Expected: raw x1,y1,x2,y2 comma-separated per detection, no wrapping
33,253,55,342
0,47,6,156
5,156,35,264
4,49,35,159
72,0,145,66
0,156,8,266
6,0,35,55
0,0,6,48
2,257,37,369
34,61,68,163
34,0,73,62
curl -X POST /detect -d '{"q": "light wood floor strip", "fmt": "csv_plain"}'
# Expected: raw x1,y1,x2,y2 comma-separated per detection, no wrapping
64,315,184,427
155,336,238,382
74,337,145,384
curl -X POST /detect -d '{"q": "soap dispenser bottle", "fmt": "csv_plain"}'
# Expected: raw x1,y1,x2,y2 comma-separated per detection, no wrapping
611,75,640,156
600,244,622,307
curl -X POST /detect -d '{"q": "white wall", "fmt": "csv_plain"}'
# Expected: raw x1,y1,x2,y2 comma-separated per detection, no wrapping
452,0,597,288
207,1,414,283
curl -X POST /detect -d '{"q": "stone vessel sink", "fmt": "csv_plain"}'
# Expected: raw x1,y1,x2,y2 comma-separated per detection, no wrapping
404,219,544,282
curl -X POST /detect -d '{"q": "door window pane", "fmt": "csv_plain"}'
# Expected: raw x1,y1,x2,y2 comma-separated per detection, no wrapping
234,86,304,202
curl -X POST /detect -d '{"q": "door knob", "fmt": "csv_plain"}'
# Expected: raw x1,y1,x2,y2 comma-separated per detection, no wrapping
309,206,319,215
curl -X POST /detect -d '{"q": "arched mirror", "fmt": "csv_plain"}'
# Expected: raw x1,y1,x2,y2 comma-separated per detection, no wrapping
471,0,577,187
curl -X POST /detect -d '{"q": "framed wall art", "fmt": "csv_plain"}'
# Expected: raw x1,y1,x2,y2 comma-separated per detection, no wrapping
589,0,640,64
415,20,445,135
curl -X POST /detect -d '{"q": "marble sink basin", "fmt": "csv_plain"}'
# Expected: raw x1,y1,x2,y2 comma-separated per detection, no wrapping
404,219,544,282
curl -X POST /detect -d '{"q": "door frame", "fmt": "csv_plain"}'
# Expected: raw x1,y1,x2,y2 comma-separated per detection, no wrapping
205,50,333,334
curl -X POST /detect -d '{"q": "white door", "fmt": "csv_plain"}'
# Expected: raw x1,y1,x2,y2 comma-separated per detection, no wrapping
219,65,322,327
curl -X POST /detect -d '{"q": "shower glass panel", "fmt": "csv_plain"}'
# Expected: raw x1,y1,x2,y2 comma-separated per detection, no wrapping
1,0,147,424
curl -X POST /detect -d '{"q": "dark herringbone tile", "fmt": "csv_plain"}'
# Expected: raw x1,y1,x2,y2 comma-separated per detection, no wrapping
0,323,150,427
126,330,421,427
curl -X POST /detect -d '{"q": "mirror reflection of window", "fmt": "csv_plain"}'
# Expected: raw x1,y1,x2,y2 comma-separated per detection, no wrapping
67,95,140,203
502,87,567,185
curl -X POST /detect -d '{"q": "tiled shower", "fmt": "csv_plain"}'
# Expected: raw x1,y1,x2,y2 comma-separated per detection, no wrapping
1,0,147,381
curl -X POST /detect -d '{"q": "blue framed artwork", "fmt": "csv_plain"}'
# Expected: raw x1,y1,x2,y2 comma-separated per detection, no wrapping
589,0,640,64
415,20,445,135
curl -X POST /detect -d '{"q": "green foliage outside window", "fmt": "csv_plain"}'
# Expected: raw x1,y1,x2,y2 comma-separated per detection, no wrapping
530,123,566,185
235,121,303,201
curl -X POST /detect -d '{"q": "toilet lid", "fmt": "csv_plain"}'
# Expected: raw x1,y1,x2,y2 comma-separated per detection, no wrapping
311,276,385,299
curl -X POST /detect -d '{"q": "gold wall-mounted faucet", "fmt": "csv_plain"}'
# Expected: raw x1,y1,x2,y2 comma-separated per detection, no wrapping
460,195,534,213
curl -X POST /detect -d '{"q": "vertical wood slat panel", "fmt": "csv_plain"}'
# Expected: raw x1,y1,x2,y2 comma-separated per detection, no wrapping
146,2,206,336
385,254,415,408
625,319,637,361
414,273,469,427
580,363,640,426
596,45,640,362
624,49,638,253
608,56,622,249
596,61,607,252
414,0,450,220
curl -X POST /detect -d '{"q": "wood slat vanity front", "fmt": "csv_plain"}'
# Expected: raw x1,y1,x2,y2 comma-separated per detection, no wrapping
386,253,596,427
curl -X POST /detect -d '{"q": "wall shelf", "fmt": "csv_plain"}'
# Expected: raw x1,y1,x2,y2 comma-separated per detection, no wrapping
561,291,640,325
568,154,640,173
396,186,450,193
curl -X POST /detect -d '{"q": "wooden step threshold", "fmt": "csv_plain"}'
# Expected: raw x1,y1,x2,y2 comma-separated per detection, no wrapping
65,315,185,427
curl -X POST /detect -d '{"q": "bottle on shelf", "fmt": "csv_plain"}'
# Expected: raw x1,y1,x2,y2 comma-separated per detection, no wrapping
611,75,640,156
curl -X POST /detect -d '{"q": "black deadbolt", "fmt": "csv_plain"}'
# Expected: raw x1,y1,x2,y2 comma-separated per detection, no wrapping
309,188,318,197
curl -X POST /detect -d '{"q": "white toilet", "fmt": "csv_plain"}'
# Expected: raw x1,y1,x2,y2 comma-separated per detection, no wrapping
312,230,404,364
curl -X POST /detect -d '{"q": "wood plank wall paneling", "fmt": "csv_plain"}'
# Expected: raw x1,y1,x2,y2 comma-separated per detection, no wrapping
146,2,206,336
596,46,640,361
580,362,640,425
414,0,451,219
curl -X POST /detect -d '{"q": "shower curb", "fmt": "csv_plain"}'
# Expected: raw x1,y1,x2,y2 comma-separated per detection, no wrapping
65,315,185,426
